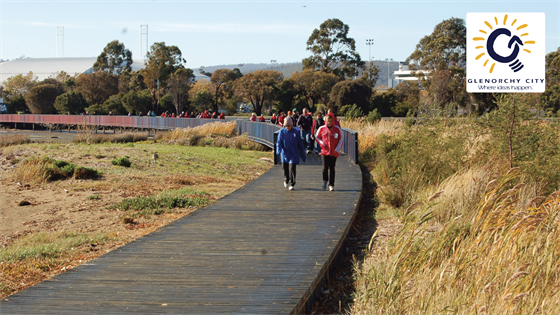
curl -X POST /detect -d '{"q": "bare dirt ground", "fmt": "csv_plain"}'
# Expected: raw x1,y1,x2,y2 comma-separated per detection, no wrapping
0,130,273,298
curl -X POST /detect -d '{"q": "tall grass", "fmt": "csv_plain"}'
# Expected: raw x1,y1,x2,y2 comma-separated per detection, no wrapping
11,157,100,184
352,168,560,314
350,110,560,314
0,134,31,147
342,118,404,155
155,122,268,151
74,132,148,144
157,121,237,141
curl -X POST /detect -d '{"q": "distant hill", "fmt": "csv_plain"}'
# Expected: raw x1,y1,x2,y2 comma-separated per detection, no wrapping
196,60,402,88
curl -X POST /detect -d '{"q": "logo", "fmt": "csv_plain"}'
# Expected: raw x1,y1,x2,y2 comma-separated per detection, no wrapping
466,13,545,93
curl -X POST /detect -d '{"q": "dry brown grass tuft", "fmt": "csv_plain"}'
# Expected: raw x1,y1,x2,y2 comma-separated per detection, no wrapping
351,167,560,314
0,134,31,147
158,121,237,141
342,119,405,154
74,132,149,144
10,158,52,185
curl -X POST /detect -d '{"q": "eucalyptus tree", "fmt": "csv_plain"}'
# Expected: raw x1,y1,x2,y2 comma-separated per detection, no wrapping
302,18,365,80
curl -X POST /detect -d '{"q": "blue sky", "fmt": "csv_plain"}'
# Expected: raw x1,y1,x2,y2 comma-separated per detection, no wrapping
0,0,558,68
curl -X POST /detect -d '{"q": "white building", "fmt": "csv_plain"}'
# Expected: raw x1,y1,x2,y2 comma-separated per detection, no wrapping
389,62,426,88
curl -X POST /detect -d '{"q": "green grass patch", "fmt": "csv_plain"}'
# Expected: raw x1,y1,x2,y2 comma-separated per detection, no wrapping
111,156,131,167
74,166,101,179
110,193,210,217
0,231,114,263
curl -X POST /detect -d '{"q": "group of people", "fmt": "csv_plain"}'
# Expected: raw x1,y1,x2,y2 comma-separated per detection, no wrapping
153,110,225,119
276,109,343,192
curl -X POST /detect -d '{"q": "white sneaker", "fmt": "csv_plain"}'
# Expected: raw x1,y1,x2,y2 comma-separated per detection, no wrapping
284,182,288,188
289,186,294,190
322,181,327,190
329,186,334,191
306,150,310,154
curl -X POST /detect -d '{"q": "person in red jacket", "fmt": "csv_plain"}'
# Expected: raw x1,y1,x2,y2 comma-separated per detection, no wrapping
277,112,285,126
327,109,341,128
219,112,225,119
315,113,343,191
259,114,266,122
250,113,257,121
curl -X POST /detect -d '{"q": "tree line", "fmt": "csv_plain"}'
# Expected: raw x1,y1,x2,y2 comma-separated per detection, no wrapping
1,18,559,118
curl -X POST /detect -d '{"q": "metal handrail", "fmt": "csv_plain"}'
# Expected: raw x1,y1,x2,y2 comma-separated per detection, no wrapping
0,114,358,164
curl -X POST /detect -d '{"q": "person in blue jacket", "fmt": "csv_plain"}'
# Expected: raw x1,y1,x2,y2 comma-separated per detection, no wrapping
276,116,306,190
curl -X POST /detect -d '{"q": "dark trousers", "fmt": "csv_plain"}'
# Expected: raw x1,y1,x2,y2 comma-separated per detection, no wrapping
283,163,297,186
322,155,337,186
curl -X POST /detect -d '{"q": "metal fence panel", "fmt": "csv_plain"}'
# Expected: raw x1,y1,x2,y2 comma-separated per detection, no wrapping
0,114,358,164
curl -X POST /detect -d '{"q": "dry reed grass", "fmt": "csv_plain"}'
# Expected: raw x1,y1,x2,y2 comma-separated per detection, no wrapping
158,121,237,141
10,158,51,185
0,134,31,147
352,166,560,314
155,122,268,151
74,132,148,144
342,119,405,154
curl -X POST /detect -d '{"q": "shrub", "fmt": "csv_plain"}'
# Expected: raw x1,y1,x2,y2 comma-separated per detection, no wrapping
111,156,131,167
189,133,204,146
344,104,363,120
12,157,76,184
404,109,415,128
74,166,101,179
366,109,381,124
371,122,470,209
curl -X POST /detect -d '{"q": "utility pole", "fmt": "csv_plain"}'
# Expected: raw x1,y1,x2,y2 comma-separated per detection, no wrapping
366,39,374,61
141,25,148,60
385,58,393,88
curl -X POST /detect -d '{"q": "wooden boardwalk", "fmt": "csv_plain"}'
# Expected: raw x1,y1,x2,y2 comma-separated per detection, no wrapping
0,154,362,314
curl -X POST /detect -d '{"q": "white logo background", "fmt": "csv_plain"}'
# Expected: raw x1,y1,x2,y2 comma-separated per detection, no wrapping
467,12,545,93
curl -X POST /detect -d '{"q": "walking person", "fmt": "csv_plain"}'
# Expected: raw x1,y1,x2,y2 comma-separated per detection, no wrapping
277,112,285,126
315,113,343,191
311,111,324,155
276,117,306,190
297,108,314,154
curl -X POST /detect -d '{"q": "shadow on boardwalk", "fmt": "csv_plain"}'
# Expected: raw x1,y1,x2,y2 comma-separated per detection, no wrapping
0,154,361,314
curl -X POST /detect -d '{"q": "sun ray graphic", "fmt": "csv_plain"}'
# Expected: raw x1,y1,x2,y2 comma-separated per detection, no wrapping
473,15,535,73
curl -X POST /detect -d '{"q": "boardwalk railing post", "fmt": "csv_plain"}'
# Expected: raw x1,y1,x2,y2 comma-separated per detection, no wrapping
273,131,279,165
355,133,359,164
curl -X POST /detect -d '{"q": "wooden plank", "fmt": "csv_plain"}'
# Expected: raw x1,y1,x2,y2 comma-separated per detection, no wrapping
0,154,361,314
